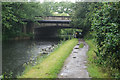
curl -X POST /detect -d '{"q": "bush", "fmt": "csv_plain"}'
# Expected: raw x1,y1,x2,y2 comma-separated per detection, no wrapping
91,2,120,70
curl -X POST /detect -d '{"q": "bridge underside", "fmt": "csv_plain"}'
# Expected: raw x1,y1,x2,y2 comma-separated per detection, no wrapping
23,16,80,40
34,26,80,29
34,26,81,40
37,20,71,23
34,27,59,40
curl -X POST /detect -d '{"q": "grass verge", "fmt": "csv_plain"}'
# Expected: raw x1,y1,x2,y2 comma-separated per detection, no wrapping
79,43,84,48
19,38,78,78
86,39,108,78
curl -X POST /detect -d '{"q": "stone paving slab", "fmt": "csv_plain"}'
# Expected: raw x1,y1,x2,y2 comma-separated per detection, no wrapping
58,40,89,78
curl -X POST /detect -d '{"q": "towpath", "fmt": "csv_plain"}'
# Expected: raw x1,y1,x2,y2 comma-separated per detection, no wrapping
58,39,89,78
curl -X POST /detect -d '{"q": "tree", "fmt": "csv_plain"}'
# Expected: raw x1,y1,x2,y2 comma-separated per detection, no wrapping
2,2,49,40
71,2,92,36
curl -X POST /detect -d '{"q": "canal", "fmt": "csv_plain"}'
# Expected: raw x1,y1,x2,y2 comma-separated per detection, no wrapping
2,38,59,78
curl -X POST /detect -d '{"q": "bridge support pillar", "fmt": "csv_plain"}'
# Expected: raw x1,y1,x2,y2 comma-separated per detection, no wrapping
32,22,35,34
23,24,26,34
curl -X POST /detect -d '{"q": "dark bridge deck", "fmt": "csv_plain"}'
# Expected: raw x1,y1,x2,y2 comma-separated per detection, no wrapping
23,20,71,23
38,20,71,23
34,26,80,29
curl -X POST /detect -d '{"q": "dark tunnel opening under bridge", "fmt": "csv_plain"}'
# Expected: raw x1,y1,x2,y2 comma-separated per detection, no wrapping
34,26,60,40
34,25,81,41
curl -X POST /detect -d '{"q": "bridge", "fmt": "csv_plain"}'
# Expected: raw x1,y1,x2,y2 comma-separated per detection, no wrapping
22,16,77,39
23,16,71,28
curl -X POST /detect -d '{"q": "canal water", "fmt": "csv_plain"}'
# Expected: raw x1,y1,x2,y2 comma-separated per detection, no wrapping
2,38,59,78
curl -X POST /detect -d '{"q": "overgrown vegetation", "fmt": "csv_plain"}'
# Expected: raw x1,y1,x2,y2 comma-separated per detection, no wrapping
47,2,74,16
86,39,108,78
71,2,91,36
19,38,78,78
72,2,120,78
2,2,52,40
91,2,120,78
91,2,120,70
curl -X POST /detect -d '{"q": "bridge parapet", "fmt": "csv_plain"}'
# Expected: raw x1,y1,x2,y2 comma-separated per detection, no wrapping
35,16,70,20
34,16,71,28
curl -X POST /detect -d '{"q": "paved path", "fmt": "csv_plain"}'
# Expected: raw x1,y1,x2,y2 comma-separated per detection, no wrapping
58,40,89,78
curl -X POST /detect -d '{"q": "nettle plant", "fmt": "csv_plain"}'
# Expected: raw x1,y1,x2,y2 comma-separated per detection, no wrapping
91,2,120,69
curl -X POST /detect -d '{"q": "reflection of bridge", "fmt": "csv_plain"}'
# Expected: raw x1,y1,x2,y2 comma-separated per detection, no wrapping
22,16,77,39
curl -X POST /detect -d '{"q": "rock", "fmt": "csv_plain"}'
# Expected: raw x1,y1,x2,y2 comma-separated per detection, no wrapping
42,51,49,54
73,51,78,53
27,62,29,65
23,63,27,66
0,75,3,79
41,49,44,51
52,44,54,47
45,48,49,51
47,45,51,48
73,57,76,58
74,47,79,49
30,61,32,64
43,52,48,54
74,46,79,49
48,47,51,50
77,43,80,45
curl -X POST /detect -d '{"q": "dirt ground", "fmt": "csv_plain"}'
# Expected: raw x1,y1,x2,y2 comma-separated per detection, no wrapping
58,39,89,78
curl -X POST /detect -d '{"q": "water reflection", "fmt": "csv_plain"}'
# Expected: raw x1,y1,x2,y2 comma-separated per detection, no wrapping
2,39,58,77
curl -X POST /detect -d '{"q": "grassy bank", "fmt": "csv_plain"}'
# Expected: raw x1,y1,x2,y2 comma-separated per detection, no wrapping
79,43,84,48
86,39,120,78
19,38,78,78
86,39,108,78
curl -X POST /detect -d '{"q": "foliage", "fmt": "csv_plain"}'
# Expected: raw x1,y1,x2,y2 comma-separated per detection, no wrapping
48,2,74,15
52,12,69,16
2,2,51,40
72,2,120,77
72,2,120,78
91,2,120,68
41,2,74,16
59,29,82,35
71,2,92,36
41,2,53,16
86,40,108,78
